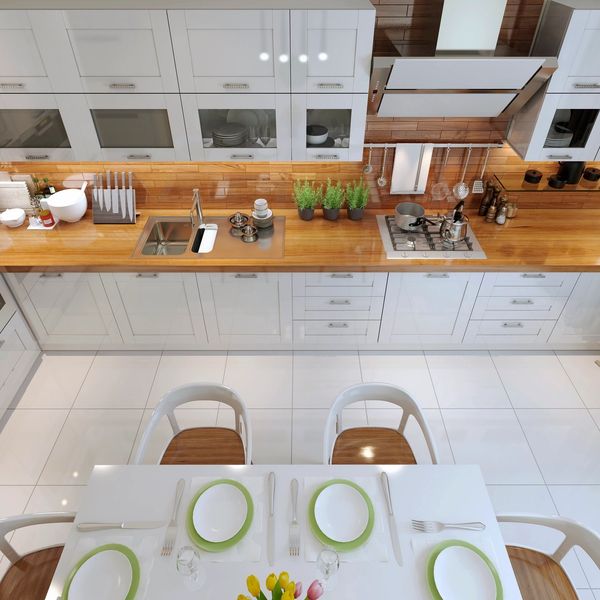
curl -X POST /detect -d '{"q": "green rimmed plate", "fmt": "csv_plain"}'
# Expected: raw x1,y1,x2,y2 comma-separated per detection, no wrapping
426,539,503,600
186,479,254,552
62,543,140,600
308,479,374,552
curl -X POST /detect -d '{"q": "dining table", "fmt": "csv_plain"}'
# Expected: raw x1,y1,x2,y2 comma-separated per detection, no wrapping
45,463,522,599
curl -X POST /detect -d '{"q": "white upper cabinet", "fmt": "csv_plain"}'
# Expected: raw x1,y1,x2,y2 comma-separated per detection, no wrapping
182,93,291,161
290,9,374,94
169,10,290,93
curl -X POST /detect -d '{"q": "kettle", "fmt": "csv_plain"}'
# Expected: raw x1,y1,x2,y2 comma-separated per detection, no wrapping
439,201,469,243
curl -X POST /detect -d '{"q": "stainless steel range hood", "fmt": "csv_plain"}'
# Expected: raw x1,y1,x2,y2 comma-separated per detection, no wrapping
369,0,557,119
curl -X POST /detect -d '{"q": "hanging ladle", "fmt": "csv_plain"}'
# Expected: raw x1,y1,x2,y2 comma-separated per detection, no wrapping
453,145,472,200
377,146,388,188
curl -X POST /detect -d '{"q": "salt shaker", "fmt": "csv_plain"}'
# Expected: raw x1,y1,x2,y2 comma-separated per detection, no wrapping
495,202,508,225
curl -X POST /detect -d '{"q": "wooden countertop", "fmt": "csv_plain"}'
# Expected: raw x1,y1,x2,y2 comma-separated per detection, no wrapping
1,208,600,272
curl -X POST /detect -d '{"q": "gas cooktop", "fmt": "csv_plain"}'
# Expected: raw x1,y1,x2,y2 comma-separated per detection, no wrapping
376,215,486,260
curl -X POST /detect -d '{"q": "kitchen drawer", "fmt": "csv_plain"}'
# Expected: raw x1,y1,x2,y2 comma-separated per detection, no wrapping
293,296,384,320
293,272,387,294
464,320,555,345
479,273,578,297
471,296,568,320
293,319,379,345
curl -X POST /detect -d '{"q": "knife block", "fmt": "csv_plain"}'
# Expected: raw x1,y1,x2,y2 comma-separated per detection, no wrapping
92,187,136,224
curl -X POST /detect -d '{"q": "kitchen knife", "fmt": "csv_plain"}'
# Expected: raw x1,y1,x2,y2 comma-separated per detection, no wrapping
112,171,119,214
127,171,133,222
267,471,275,566
92,173,97,208
121,171,126,219
77,521,165,532
105,170,111,214
98,172,104,211
381,472,403,566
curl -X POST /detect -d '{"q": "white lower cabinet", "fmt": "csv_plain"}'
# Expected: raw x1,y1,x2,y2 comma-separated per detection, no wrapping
0,312,40,414
4,272,121,350
379,273,482,346
549,273,600,346
197,273,292,348
101,273,207,349
464,319,557,346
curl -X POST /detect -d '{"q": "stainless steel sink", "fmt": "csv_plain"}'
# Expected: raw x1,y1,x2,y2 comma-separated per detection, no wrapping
133,215,285,259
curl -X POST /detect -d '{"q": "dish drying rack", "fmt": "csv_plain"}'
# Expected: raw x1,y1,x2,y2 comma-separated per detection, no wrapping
92,171,136,224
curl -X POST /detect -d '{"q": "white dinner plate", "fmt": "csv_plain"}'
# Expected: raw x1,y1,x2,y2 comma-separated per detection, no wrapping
68,549,133,600
193,482,248,543
433,545,497,600
314,482,369,543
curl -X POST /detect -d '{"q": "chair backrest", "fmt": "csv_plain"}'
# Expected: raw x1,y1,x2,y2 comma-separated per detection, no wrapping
322,382,439,465
497,513,600,567
0,512,75,565
132,382,253,465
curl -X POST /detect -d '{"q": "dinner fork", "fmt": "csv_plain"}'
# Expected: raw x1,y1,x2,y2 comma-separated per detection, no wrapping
161,478,185,557
289,478,300,557
411,519,486,533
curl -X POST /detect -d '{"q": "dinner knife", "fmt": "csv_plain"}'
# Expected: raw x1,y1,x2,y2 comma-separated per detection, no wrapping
267,471,275,566
77,521,165,532
121,171,126,219
381,471,403,566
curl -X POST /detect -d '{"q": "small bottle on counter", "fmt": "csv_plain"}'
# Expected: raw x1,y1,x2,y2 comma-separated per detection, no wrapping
506,201,518,218
477,181,494,216
485,191,499,222
39,209,55,228
495,202,508,225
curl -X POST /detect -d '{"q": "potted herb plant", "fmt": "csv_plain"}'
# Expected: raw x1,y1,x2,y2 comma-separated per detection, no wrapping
345,178,369,220
322,179,344,221
293,179,322,221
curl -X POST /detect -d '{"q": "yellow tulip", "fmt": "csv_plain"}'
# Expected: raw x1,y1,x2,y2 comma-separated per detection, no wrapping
247,575,261,598
282,592,294,600
285,582,296,595
266,573,277,591
278,571,290,588
238,596,250,600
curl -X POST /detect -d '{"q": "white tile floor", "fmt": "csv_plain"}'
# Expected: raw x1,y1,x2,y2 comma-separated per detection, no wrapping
1,349,600,595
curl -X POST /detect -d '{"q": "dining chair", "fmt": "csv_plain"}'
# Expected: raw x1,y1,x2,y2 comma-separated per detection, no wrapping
497,513,600,600
322,382,439,465
133,382,253,465
0,511,75,600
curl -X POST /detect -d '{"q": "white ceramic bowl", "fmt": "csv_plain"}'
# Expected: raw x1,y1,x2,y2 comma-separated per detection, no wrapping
0,208,26,228
306,125,329,145
47,185,87,223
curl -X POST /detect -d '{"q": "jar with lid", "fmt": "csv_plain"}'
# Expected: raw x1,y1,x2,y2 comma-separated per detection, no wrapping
495,202,508,225
506,201,518,218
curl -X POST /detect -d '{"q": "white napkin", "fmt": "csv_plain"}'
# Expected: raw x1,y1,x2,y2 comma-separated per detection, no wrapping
186,476,264,563
303,476,389,563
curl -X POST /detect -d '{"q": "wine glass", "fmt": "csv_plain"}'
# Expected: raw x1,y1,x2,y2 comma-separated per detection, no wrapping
248,125,258,146
176,546,204,590
260,124,271,147
317,548,339,591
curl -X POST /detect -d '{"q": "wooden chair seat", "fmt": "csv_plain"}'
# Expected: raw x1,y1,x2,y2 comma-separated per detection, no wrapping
332,427,417,465
160,427,245,465
0,546,63,600
507,545,578,600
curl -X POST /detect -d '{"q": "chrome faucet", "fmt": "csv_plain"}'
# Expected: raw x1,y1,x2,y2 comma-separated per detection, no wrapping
190,188,203,229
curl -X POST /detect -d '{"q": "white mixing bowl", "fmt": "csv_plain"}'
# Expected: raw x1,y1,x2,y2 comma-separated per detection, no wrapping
47,182,88,223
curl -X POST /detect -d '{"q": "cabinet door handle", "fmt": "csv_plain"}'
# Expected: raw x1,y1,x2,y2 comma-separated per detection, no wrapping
109,83,136,89
230,154,254,160
234,273,258,278
127,154,151,160
574,83,600,89
40,273,63,278
0,340,4,349
136,273,158,278
317,83,344,89
25,154,49,160
0,82,25,89
546,154,573,160
330,273,353,279
223,83,250,90
521,273,546,279
314,154,340,160
502,322,524,328
426,273,449,278
511,298,534,305
329,299,351,305
328,322,349,328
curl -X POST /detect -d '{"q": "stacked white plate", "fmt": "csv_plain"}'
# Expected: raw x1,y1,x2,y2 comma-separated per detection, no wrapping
212,123,248,147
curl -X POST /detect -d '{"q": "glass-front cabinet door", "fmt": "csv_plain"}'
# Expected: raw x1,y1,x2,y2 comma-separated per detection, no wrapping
290,10,375,93
182,94,291,161
530,93,600,161
79,94,189,161
169,10,290,94
0,94,89,161
291,94,367,161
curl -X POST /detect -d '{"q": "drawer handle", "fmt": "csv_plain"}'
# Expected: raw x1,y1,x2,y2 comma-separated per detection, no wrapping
25,154,49,160
329,299,351,305
235,273,258,278
230,154,254,160
521,273,546,279
511,299,534,305
109,83,136,89
40,273,63,278
574,83,600,89
315,154,340,160
328,322,349,328
127,154,151,160
546,154,573,160
0,82,25,89
317,83,344,89
136,273,158,278
330,273,353,279
223,83,250,89
426,273,449,278
503,322,524,328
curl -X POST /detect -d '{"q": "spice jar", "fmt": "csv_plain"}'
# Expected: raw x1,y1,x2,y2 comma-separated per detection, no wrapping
39,209,55,228
495,203,508,225
506,201,518,218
